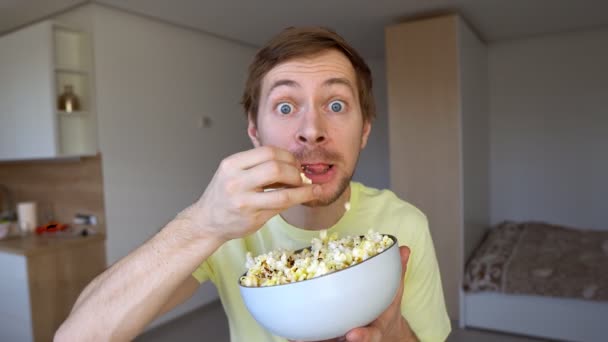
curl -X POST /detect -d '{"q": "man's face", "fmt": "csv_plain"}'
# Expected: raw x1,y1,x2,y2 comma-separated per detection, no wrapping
248,49,371,206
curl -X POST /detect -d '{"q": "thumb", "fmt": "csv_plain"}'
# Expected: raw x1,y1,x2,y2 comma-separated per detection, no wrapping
399,245,410,278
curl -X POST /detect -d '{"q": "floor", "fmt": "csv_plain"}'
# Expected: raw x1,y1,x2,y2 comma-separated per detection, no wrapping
136,300,550,342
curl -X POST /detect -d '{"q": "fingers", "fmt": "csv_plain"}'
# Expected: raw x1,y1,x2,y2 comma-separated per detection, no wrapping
288,338,345,342
399,245,411,279
241,160,304,190
250,184,321,210
223,146,298,171
390,246,411,311
345,326,382,342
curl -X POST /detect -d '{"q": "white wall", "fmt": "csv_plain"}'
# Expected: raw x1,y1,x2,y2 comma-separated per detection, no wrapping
458,17,490,327
459,19,490,263
91,4,256,263
353,58,390,190
489,28,608,231
57,4,256,328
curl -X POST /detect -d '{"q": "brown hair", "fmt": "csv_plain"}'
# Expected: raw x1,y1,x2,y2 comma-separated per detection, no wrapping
242,27,375,124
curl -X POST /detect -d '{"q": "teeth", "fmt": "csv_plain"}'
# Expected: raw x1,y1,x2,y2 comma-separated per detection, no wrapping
301,165,332,174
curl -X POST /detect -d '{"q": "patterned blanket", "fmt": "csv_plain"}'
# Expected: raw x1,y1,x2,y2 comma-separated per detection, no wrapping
463,221,608,301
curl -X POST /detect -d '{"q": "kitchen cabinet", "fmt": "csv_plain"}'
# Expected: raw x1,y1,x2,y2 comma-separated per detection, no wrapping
0,20,98,161
0,234,106,341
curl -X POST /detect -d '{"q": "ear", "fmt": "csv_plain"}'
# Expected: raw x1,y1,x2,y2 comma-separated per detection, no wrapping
360,120,371,149
247,112,261,147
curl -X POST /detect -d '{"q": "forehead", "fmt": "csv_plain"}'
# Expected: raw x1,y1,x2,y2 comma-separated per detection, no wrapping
261,49,357,92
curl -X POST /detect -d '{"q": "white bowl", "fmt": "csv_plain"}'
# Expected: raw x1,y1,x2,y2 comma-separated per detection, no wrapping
239,235,401,341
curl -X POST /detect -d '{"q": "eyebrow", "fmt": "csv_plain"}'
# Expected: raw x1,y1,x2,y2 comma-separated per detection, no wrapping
268,79,300,94
267,77,356,95
322,77,355,94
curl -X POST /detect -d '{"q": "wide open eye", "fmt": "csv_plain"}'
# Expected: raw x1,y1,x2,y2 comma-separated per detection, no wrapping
329,100,345,113
277,102,294,115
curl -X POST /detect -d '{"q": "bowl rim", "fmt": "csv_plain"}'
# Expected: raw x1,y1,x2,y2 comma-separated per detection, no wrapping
238,234,398,288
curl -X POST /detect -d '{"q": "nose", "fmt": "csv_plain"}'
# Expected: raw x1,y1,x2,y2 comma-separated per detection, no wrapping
296,108,327,145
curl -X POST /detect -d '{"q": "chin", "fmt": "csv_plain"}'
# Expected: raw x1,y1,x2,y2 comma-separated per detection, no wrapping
301,200,327,208
302,175,351,207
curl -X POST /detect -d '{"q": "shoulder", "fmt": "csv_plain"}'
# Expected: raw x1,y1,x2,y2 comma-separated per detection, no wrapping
353,182,429,245
354,182,428,226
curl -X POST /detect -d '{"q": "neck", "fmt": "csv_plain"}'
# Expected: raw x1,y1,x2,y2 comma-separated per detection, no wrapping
281,184,351,230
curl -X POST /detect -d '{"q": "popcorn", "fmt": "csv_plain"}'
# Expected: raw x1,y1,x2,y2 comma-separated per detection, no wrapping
264,172,312,192
240,230,394,287
344,201,351,211
300,172,312,184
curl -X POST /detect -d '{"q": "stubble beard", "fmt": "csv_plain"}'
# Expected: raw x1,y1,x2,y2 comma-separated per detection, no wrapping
302,171,352,207
256,140,361,208
294,148,360,208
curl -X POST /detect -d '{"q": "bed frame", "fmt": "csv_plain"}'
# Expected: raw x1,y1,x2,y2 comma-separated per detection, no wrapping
460,291,608,342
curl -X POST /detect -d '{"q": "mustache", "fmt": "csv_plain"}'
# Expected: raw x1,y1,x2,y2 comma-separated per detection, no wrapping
291,148,343,164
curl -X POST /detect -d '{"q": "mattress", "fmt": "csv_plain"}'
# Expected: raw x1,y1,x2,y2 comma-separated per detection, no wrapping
463,221,608,301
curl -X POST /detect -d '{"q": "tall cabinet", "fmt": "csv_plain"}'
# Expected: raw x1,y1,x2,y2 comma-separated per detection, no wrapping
0,20,97,161
385,14,490,321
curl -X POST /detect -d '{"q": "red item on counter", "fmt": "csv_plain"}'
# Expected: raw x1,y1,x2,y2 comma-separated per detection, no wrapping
35,222,69,235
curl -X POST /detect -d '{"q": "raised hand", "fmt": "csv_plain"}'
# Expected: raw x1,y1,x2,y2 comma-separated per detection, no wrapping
178,146,320,242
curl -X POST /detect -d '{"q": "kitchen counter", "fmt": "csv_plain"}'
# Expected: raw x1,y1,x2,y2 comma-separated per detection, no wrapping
0,232,105,256
0,229,106,342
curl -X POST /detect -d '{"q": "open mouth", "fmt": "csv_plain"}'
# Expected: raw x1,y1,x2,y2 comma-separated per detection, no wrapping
301,163,334,176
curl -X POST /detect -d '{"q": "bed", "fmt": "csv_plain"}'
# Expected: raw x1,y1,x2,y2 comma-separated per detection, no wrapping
461,221,608,342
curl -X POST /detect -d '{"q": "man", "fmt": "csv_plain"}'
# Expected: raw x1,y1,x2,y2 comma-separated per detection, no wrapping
56,27,450,342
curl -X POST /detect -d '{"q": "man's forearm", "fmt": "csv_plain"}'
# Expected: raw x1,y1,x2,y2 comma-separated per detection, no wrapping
55,217,224,341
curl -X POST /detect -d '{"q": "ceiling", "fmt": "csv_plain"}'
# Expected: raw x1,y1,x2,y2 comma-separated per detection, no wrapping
1,0,608,58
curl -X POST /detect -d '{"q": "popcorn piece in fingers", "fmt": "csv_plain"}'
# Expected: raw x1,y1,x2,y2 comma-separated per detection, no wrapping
300,172,312,184
263,172,312,192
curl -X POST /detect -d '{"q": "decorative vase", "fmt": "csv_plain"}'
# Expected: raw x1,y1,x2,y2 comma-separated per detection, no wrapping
57,85,81,112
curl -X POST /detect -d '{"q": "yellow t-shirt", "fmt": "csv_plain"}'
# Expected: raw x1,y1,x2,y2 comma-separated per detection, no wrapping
192,182,451,342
